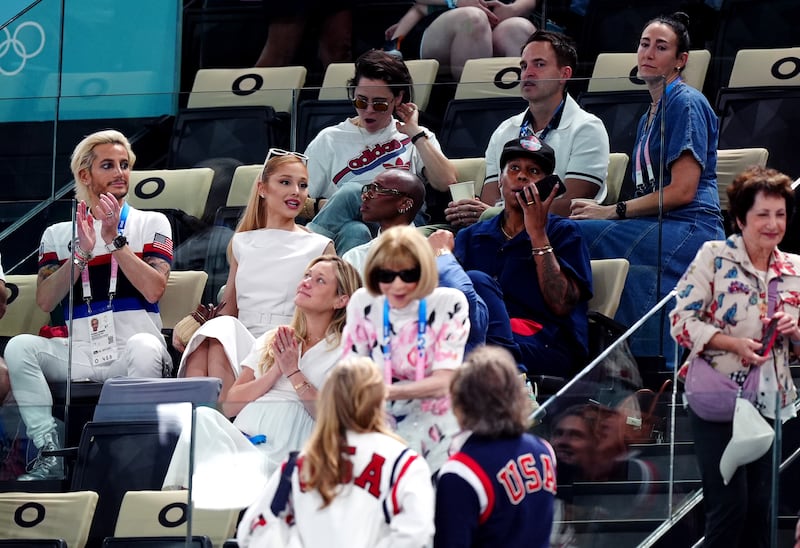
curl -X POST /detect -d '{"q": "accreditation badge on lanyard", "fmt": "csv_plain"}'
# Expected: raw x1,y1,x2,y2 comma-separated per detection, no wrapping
82,203,129,366
634,78,682,196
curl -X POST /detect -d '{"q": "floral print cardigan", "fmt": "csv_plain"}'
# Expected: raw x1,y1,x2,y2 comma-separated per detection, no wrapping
670,234,798,419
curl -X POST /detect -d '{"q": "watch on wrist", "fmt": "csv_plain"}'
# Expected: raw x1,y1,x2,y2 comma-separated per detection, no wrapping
616,201,627,219
104,234,128,253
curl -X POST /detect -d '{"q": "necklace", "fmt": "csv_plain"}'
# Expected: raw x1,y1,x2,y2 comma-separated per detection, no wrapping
500,217,521,240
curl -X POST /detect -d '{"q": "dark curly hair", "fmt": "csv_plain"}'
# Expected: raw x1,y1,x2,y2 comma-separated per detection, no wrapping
348,49,413,104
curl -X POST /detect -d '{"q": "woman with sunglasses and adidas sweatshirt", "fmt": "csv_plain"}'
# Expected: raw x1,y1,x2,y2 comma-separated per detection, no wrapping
340,225,469,473
305,49,457,254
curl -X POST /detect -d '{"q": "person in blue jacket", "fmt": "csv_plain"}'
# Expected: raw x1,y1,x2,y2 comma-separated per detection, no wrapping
452,136,593,376
435,345,556,548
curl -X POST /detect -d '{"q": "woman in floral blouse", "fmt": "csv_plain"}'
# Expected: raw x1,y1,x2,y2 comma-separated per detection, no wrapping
670,166,799,547
341,225,469,473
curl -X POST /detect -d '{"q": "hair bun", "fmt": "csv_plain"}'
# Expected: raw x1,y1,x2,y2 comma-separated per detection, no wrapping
671,11,690,27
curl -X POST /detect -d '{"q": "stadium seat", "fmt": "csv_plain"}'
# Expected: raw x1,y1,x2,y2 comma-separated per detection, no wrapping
169,67,306,169
113,490,240,547
227,164,262,207
716,48,800,179
454,57,522,100
716,148,769,212
187,66,307,114
438,96,527,159
600,152,630,206
588,258,630,320
101,537,212,548
451,157,487,198
159,270,209,331
127,168,214,220
0,491,98,548
0,274,50,339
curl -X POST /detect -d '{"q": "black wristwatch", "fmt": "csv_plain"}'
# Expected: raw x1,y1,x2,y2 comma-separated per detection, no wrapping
104,234,128,253
616,201,627,219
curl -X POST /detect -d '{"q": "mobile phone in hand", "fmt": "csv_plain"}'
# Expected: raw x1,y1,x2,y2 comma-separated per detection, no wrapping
759,317,779,356
513,174,567,201
535,174,567,199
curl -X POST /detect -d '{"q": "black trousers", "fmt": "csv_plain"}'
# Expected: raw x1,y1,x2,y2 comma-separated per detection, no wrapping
688,408,775,548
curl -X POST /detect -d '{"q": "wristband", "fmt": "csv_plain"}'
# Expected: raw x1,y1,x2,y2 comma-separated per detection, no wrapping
411,131,428,145
532,245,554,256
287,369,302,379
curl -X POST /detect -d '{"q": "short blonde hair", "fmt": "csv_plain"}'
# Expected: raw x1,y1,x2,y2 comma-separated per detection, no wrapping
362,225,437,299
70,130,135,203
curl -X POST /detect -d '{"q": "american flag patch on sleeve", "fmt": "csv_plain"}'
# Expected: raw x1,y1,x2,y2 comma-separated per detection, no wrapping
152,232,173,256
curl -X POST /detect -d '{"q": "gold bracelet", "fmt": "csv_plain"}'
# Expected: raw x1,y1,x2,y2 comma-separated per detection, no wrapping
295,381,312,395
531,245,554,256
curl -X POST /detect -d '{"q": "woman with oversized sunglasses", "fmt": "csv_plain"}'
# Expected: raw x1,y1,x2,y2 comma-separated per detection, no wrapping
174,149,334,402
304,49,457,255
340,225,470,473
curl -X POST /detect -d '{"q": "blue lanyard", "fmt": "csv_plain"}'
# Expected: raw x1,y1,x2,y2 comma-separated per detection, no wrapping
382,297,427,384
519,98,564,142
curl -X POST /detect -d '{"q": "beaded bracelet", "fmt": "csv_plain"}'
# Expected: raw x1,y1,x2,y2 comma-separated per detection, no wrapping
531,245,554,256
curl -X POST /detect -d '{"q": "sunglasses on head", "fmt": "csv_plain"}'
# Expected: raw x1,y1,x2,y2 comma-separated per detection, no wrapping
352,97,391,112
264,148,308,167
361,183,408,199
376,266,421,284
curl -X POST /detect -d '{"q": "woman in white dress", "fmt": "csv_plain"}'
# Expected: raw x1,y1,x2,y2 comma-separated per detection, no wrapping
175,149,334,402
162,255,362,497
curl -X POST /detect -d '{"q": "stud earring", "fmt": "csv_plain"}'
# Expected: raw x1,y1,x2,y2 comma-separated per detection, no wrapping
259,194,265,199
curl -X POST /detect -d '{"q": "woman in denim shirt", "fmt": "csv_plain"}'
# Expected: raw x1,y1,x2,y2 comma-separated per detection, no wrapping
570,12,724,361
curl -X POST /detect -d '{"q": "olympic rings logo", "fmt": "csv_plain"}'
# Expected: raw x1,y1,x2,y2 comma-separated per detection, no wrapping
0,21,46,76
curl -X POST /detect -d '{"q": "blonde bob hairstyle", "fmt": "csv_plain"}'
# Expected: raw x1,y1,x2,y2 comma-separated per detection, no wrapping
236,153,308,233
362,225,438,300
70,129,136,204
300,357,399,507
451,346,530,437
257,255,362,374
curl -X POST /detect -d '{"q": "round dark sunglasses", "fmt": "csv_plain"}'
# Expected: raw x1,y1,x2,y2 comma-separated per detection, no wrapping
352,97,391,112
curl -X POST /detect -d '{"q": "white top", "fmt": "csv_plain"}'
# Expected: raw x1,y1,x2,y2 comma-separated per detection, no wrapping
484,94,610,198
304,118,440,198
237,431,435,548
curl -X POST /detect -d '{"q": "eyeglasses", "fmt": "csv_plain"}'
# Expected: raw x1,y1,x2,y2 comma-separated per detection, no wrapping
264,148,308,167
352,97,391,112
361,183,408,199
376,266,421,284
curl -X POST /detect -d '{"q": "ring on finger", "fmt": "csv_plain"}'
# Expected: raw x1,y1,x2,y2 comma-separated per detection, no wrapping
526,201,534,206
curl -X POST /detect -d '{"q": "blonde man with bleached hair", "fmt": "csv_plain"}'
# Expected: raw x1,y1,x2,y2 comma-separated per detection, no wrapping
341,224,470,473
6,129,173,480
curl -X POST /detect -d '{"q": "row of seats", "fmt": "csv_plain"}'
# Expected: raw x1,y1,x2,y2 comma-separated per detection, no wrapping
174,46,799,184
0,271,207,341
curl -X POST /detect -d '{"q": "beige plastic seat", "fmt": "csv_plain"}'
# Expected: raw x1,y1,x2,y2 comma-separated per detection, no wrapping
227,164,263,207
716,148,769,211
0,274,50,337
127,168,214,219
587,50,711,93
727,47,800,88
114,490,241,547
159,271,209,330
0,491,99,548
600,152,631,205
588,258,630,319
317,59,440,112
187,66,307,113
451,157,487,198
455,57,522,100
